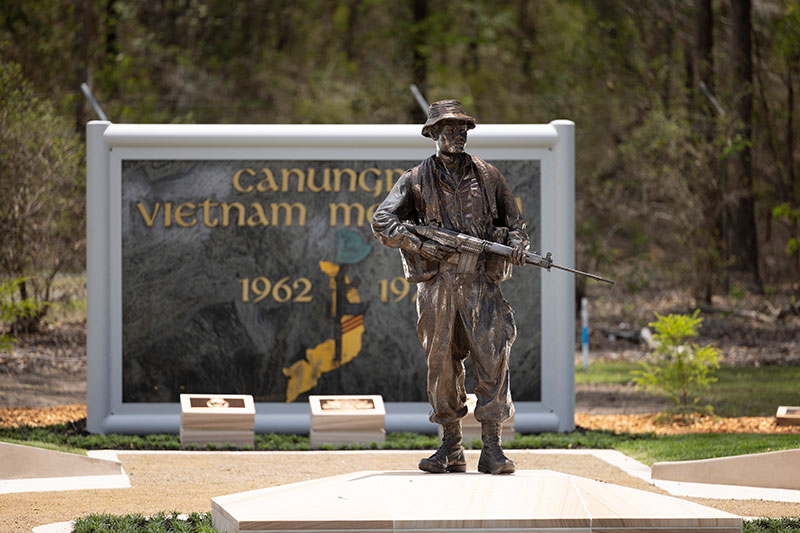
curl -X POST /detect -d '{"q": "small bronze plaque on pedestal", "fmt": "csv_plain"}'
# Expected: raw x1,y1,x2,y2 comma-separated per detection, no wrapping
320,398,376,411
776,406,800,426
309,395,385,448
180,393,255,447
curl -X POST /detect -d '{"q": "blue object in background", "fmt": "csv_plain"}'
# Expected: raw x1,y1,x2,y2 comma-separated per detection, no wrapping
581,297,589,370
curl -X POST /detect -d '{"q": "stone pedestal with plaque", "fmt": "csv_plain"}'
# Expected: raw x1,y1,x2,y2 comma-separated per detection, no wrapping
776,405,800,426
180,394,255,447
309,395,385,448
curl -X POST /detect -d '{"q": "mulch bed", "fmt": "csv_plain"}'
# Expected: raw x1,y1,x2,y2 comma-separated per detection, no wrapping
575,412,800,435
2,404,799,435
0,404,87,428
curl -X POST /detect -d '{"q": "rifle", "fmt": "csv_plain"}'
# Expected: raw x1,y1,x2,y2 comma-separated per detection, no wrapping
405,224,615,285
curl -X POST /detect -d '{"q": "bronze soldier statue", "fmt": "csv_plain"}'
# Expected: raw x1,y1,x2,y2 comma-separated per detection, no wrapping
371,100,528,475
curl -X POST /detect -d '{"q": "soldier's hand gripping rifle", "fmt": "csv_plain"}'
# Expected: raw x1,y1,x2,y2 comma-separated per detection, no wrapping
405,224,615,285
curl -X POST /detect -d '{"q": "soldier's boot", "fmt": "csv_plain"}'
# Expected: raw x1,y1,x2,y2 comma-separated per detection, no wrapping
478,423,516,475
418,422,466,473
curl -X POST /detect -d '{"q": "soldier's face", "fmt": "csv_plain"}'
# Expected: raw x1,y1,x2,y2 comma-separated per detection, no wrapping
435,121,468,155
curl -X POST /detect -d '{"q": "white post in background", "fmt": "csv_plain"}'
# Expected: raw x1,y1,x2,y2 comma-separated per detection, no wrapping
548,119,576,432
581,297,589,370
86,120,111,434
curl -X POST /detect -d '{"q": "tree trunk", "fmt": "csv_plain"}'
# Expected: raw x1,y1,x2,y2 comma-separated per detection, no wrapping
691,0,724,300
409,0,428,123
788,69,795,195
517,0,535,82
104,0,118,98
787,68,798,272
74,0,92,135
694,0,713,89
727,0,762,289
343,0,361,62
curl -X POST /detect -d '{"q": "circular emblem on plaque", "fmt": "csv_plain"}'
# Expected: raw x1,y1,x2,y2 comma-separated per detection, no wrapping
206,397,230,409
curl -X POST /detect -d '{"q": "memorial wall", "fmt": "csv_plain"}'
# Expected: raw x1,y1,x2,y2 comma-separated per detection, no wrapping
121,159,541,404
86,122,575,434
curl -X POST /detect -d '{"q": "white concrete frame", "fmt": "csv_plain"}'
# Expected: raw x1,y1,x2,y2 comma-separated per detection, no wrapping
86,121,576,435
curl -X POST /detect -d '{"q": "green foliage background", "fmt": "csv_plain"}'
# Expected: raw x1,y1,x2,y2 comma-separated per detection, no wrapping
0,62,84,330
1,0,799,302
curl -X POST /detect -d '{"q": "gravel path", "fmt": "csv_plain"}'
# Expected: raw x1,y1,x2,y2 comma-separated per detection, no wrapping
3,451,800,532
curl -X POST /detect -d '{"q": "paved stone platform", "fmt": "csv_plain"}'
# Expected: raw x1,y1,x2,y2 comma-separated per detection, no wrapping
211,469,742,533
652,449,800,490
0,444,129,494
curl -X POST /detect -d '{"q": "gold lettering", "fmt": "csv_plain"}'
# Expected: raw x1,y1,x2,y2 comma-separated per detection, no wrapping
233,168,256,193
257,168,280,192
247,203,270,226
200,198,220,227
221,202,247,226
174,203,197,227
333,168,358,192
272,202,307,226
164,202,173,228
281,168,305,192
515,196,523,214
358,168,383,198
329,202,366,227
383,168,405,192
136,202,161,227
306,168,332,193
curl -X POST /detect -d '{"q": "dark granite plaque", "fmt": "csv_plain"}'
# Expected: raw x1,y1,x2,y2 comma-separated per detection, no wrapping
121,159,541,403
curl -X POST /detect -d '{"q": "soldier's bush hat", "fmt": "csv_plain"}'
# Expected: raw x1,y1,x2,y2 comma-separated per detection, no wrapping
421,100,476,138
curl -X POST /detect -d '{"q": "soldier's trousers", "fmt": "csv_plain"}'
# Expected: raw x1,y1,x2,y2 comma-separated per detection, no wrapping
416,271,516,425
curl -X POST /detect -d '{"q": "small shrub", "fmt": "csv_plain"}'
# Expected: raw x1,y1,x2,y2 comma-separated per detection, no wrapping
730,285,747,302
0,277,43,352
744,517,800,532
632,310,721,415
773,202,800,261
72,511,219,533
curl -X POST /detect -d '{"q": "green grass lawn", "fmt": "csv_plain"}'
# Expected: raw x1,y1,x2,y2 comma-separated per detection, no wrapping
3,424,798,467
575,361,641,386
613,432,800,465
1,437,87,455
576,361,800,417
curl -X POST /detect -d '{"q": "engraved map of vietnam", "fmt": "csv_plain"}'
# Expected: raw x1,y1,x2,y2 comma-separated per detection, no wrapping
121,159,541,404
282,259,367,402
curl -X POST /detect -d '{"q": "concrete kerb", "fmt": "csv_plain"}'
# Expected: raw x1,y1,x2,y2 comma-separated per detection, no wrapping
0,447,130,495
19,448,800,533
9,448,800,502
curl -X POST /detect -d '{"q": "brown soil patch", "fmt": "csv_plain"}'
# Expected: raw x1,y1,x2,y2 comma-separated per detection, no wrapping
0,404,86,428
0,323,86,409
3,405,800,437
576,412,800,435
584,287,800,367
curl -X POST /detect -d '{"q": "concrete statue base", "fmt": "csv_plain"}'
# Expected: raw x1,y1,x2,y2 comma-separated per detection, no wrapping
211,469,741,533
